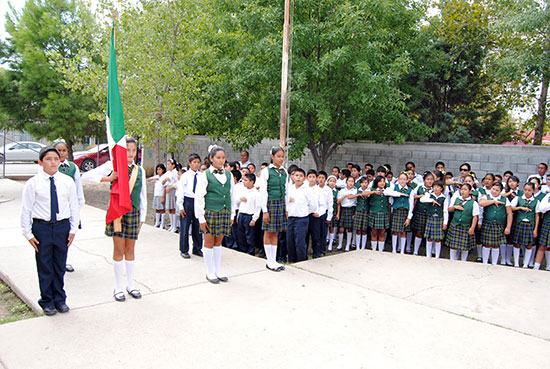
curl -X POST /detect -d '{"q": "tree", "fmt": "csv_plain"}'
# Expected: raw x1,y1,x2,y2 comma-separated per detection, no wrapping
0,0,104,154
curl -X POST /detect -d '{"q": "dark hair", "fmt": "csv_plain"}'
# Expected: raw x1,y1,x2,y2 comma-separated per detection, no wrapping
503,170,514,177
460,163,471,171
352,164,361,172
155,163,167,174
126,137,137,145
446,171,454,177
209,145,225,159
405,161,415,168
372,175,386,189
288,164,299,175
386,170,394,177
167,158,176,166
524,182,535,191
433,170,444,181
53,141,69,150
359,176,369,183
294,168,306,176
346,162,353,167
307,169,318,177
376,166,387,174
241,150,249,156
270,146,284,156
228,161,239,171
39,146,60,161
261,162,269,167
461,183,472,191
483,173,495,182
341,169,351,178
244,173,256,183
318,170,328,178
539,163,548,170
506,175,520,192
232,169,242,182
332,166,340,172
495,174,502,181
423,171,434,180
492,182,504,190
188,153,201,163
435,161,445,168
366,169,375,176
529,177,541,186
383,164,392,171
175,162,183,172
397,171,408,180
247,163,256,170
365,163,373,169
433,180,444,189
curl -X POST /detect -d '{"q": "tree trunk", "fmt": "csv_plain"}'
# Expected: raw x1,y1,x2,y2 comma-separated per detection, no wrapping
533,72,549,145
307,140,339,171
67,139,74,161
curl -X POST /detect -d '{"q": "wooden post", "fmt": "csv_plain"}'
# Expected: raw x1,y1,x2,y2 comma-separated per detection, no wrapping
279,0,291,149
111,9,119,48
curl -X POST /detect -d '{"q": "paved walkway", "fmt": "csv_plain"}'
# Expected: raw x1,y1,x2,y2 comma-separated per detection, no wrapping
0,178,548,368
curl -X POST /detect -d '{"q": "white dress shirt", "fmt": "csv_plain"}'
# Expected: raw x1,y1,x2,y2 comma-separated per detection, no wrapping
258,164,289,212
335,177,347,190
233,186,261,221
21,169,80,240
176,169,199,211
308,184,324,215
537,194,550,213
150,175,165,197
449,194,480,218
320,185,334,221
81,161,148,222
59,159,85,207
286,183,317,218
384,183,415,219
510,195,542,222
337,187,357,208
194,166,235,224
420,192,449,224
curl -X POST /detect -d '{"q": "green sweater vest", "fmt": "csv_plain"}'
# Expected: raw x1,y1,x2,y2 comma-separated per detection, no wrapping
332,189,339,214
392,184,412,210
516,196,538,224
356,189,369,212
451,197,475,227
483,195,507,225
414,186,429,214
267,167,287,201
426,194,445,218
205,170,232,211
369,192,389,214
59,161,77,180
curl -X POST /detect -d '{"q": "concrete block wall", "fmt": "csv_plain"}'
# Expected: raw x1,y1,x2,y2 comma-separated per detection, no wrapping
144,136,550,183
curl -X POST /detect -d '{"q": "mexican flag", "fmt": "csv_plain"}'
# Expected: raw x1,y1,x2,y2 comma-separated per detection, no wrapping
105,25,132,226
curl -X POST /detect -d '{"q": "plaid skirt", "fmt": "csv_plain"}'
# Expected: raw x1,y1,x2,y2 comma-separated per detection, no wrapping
339,206,356,229
481,223,506,246
412,212,428,234
368,212,390,230
353,210,369,231
424,216,444,241
203,208,231,237
152,196,164,211
539,222,550,247
446,224,475,251
329,215,339,228
165,190,176,210
391,207,411,233
513,221,534,246
263,200,287,232
105,208,141,240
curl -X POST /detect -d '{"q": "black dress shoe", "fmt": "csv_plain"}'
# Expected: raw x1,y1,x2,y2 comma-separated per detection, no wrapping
65,264,75,272
266,264,283,272
126,288,142,299
43,306,57,316
181,252,190,259
192,250,203,257
55,303,70,313
206,275,220,284
216,276,229,282
113,290,126,302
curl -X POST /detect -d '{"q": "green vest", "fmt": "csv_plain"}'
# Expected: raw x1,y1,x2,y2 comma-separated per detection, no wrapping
355,180,361,189
130,166,143,209
535,191,546,202
471,189,480,202
205,169,232,211
410,182,418,189
356,189,369,212
543,207,550,224
451,197,475,227
59,161,77,180
484,194,507,225
392,184,412,209
427,194,445,218
516,196,538,224
267,167,287,201
369,192,389,214
332,189,339,214
414,186,429,214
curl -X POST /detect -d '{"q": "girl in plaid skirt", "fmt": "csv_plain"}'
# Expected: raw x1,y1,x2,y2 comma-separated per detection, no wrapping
419,180,448,259
534,193,550,270
258,147,288,271
446,183,479,261
386,172,414,254
195,145,235,283
352,177,371,251
326,175,340,251
163,159,179,232
502,176,522,265
337,176,357,251
478,182,512,265
368,176,391,252
510,182,540,268
147,164,167,228
463,174,484,262
411,172,434,255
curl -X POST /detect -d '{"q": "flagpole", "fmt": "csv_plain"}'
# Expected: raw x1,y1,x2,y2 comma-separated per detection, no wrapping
279,0,291,150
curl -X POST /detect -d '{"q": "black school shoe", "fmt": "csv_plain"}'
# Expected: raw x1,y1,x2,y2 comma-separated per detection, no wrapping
181,252,190,259
55,303,70,313
192,250,203,257
43,306,57,316
65,264,75,272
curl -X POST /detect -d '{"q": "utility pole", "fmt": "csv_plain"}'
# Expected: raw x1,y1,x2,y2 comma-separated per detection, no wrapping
279,0,291,149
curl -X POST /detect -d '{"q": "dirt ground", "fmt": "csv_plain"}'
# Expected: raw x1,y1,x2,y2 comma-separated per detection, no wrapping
0,280,36,324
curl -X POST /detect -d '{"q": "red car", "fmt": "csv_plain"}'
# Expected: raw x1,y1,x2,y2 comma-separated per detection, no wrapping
73,144,141,172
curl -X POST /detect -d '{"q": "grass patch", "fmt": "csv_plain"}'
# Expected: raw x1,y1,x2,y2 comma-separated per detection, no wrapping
0,280,36,324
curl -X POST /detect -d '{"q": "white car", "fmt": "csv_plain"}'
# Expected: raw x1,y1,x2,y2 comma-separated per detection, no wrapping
0,141,46,163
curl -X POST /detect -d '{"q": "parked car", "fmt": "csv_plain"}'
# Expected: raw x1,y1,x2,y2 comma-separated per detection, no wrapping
0,141,46,163
73,144,141,172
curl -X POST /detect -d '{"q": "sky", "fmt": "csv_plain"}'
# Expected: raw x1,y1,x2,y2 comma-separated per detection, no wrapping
0,0,26,41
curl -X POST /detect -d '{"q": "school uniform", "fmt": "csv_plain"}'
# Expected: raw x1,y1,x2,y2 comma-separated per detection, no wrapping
386,183,414,233
164,169,178,209
335,177,347,190
510,195,540,247
176,168,203,256
368,190,390,230
480,194,510,246
446,195,479,256
307,184,325,258
338,187,357,230
411,185,431,234
318,185,333,255
21,168,80,312
329,187,339,228
152,174,166,211
420,192,448,258
353,189,370,232
233,186,261,255
286,183,317,262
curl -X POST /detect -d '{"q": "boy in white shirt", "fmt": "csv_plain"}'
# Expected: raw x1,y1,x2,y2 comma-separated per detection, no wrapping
234,173,261,256
306,170,323,258
318,171,333,256
286,168,317,262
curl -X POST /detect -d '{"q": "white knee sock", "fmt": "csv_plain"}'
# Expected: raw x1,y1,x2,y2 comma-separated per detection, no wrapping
328,233,335,251
378,241,384,252
513,247,520,267
499,244,507,265
371,241,377,250
414,237,422,256
125,260,135,291
434,241,441,258
392,234,398,253
506,244,514,264
461,250,469,261
477,244,482,259
406,232,412,253
213,246,224,277
338,233,344,250
160,213,166,228
264,244,275,268
272,245,283,267
450,249,458,260
523,248,533,268
534,262,541,270
113,260,124,293
491,248,499,265
155,213,161,226
546,251,550,270
529,246,536,266
400,237,406,255
203,247,215,278
356,233,362,251
482,247,491,264
426,241,433,258
345,231,352,251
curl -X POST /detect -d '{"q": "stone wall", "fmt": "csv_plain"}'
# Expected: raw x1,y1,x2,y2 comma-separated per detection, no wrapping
143,135,550,182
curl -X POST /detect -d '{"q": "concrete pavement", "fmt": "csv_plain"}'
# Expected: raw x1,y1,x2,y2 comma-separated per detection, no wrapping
0,178,549,369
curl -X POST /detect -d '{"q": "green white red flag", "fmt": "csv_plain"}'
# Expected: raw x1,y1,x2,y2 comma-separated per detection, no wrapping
105,25,132,225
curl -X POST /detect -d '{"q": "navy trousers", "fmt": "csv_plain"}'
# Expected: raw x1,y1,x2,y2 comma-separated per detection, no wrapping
237,213,256,255
308,214,322,258
287,216,309,262
32,219,70,309
319,213,328,255
179,197,202,254
277,231,288,262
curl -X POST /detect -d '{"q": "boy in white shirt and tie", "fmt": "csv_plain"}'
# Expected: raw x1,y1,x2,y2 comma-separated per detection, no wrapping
234,173,261,256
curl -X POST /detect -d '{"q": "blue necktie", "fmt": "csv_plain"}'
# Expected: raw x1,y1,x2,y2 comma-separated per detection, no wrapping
193,173,197,193
50,176,59,222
